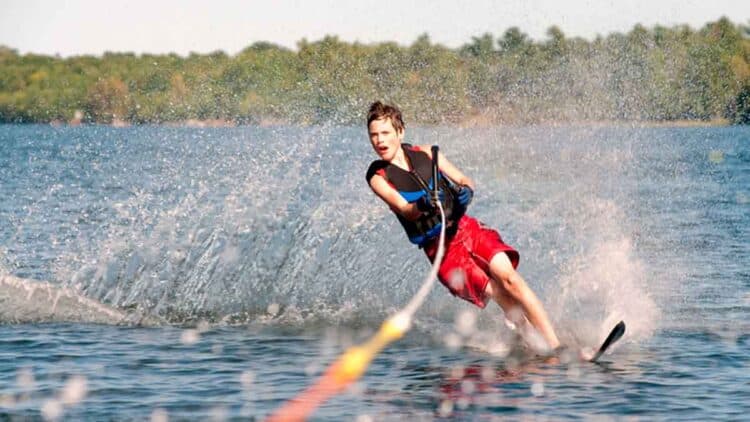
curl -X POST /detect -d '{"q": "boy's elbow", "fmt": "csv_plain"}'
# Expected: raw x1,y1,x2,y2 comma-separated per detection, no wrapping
396,203,421,221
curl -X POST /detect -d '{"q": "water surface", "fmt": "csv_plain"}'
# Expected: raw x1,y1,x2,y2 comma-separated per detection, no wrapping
1,124,748,420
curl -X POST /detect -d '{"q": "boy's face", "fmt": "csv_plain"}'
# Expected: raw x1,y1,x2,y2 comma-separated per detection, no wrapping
368,117,403,161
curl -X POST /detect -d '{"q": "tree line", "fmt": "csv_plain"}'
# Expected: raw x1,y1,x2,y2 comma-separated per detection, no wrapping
1,17,749,125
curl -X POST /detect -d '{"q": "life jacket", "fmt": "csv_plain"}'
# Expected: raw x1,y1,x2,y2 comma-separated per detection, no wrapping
366,144,465,246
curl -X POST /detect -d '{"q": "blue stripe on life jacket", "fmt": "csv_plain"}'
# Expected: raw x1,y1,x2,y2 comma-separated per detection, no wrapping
399,189,425,203
408,223,443,246
398,176,436,203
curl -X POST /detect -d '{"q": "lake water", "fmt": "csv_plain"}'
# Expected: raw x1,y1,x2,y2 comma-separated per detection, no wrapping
1,124,748,420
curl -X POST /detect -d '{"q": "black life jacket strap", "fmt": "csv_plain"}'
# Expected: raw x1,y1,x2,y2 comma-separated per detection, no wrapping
414,213,441,233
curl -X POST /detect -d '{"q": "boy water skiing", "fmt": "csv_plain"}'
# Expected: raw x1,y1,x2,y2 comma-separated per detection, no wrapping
365,101,561,353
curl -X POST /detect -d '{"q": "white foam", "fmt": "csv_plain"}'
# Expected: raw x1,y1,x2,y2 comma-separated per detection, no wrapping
0,274,146,324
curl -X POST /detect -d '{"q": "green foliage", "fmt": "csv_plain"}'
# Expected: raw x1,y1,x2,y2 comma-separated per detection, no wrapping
1,17,749,125
728,84,750,124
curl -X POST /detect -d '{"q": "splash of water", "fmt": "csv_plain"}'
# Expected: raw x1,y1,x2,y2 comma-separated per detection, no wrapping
2,125,663,340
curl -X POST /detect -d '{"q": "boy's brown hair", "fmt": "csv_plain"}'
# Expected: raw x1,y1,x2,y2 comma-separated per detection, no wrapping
367,101,405,133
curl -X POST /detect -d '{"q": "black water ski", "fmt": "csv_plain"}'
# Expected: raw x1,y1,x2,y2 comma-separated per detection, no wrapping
589,320,626,363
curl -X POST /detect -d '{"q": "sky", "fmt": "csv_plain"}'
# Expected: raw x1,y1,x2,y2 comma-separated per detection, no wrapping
1,0,749,57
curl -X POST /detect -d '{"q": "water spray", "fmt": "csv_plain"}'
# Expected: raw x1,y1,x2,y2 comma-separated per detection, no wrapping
267,146,447,421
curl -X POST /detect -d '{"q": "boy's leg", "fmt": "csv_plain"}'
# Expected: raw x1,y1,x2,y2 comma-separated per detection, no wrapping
484,252,560,350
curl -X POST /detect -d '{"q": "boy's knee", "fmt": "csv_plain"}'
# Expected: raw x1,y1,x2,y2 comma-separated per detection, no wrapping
488,252,530,301
499,271,526,299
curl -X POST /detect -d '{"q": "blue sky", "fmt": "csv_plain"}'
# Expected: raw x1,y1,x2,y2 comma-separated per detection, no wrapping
2,0,749,57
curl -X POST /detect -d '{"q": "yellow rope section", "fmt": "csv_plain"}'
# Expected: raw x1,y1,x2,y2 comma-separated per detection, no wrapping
267,198,447,421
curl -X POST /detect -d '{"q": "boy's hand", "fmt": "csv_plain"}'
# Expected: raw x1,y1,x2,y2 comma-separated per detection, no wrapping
416,190,445,212
456,185,473,207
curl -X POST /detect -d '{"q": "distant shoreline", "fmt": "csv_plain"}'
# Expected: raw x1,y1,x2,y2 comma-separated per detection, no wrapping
2,18,748,127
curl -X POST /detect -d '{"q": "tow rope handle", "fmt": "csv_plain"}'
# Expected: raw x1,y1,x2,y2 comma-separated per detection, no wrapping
431,145,439,203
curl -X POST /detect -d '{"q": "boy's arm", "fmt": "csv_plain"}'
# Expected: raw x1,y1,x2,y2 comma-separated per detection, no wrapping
369,175,424,221
419,145,475,190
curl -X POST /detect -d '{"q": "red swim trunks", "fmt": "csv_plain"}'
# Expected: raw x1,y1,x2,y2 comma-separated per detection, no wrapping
423,215,519,308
